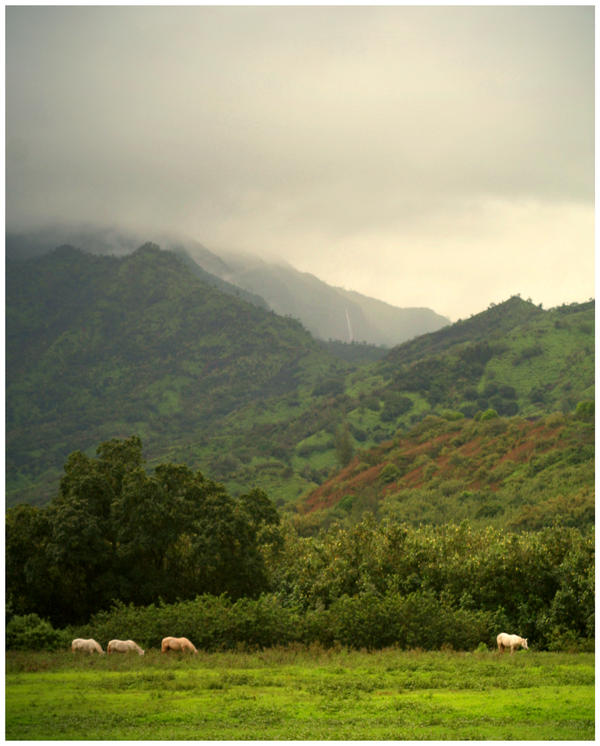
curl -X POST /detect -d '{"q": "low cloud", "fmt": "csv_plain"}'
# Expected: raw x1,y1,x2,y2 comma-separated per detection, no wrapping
6,6,594,319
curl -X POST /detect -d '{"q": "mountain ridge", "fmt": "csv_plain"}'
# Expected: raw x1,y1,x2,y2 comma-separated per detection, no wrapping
6,244,349,505
7,224,450,346
195,247,451,346
6,242,594,516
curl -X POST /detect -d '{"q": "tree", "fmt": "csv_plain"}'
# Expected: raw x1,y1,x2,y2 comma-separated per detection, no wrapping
6,436,277,625
574,400,594,422
6,505,53,619
334,423,355,467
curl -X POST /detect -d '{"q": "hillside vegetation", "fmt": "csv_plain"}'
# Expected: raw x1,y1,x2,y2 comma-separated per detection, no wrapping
198,296,593,508
299,410,594,532
7,442,594,646
6,244,348,505
6,243,594,515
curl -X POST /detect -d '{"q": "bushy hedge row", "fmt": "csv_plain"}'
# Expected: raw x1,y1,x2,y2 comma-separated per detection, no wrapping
7,592,519,653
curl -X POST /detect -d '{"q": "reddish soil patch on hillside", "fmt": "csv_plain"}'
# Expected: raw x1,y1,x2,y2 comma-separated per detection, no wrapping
302,461,384,512
301,420,569,515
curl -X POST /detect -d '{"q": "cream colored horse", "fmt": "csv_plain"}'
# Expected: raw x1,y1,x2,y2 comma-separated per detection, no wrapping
107,639,145,655
497,632,528,654
71,638,104,654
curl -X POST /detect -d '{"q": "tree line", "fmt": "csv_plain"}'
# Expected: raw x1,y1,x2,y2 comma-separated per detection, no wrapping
6,436,279,626
6,437,594,650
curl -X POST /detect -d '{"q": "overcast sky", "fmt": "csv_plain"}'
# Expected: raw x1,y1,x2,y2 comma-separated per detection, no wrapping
5,5,594,320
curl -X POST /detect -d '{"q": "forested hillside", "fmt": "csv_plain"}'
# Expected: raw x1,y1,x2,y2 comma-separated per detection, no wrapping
5,244,595,653
6,244,349,505
6,244,595,511
198,296,594,506
7,225,451,346
298,409,594,532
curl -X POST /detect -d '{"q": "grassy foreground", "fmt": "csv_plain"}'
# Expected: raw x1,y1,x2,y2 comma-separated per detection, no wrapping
6,647,594,740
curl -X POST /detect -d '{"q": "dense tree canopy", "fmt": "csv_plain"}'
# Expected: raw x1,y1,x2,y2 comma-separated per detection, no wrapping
6,437,279,625
5,432,594,649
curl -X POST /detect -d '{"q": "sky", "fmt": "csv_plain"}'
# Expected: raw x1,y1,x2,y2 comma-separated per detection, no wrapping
5,5,595,320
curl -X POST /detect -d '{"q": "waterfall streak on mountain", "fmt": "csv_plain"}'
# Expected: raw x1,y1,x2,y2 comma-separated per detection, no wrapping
345,307,354,343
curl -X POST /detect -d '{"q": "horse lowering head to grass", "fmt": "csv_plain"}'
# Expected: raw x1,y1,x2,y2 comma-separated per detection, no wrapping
71,638,105,654
161,636,198,654
497,632,528,654
107,639,145,655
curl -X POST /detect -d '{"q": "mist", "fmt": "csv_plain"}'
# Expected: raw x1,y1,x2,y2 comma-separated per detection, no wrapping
5,5,594,320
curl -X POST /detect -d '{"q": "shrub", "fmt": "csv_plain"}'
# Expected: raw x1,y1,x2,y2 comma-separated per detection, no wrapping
379,463,401,484
69,594,305,652
6,614,64,650
479,408,499,421
325,591,498,651
574,400,594,422
441,410,464,421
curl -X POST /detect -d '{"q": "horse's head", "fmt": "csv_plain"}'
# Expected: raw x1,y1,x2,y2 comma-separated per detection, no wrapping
522,638,529,649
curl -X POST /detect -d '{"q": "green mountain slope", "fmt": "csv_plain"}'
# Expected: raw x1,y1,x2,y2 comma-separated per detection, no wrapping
6,244,349,506
163,297,593,512
6,244,594,516
375,296,594,419
191,248,451,346
298,410,594,532
7,225,451,346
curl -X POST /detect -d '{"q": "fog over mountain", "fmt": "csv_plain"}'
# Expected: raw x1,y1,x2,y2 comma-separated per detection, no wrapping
6,224,450,346
6,6,594,320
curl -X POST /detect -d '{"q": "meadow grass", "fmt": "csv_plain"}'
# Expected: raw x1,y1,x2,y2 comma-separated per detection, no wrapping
6,647,594,740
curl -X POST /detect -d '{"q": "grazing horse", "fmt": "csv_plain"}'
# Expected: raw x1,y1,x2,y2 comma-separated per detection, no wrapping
107,639,145,655
71,638,104,654
497,632,528,654
161,636,198,654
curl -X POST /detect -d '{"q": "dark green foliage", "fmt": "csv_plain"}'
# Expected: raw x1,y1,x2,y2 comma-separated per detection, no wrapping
44,517,592,652
326,592,499,651
6,438,280,626
67,594,304,652
6,245,347,506
312,377,345,397
334,423,355,467
574,400,594,422
380,392,412,421
6,614,64,651
319,339,389,363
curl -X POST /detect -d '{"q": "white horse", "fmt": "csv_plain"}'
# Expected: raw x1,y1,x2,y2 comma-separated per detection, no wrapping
71,638,104,654
497,632,528,654
107,639,145,655
161,636,198,654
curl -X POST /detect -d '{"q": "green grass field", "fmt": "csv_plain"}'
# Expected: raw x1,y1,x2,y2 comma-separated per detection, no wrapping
5,647,594,740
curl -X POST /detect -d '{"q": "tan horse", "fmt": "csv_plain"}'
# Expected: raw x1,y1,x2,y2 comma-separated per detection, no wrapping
71,638,104,654
497,632,528,654
161,636,198,654
107,639,145,655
